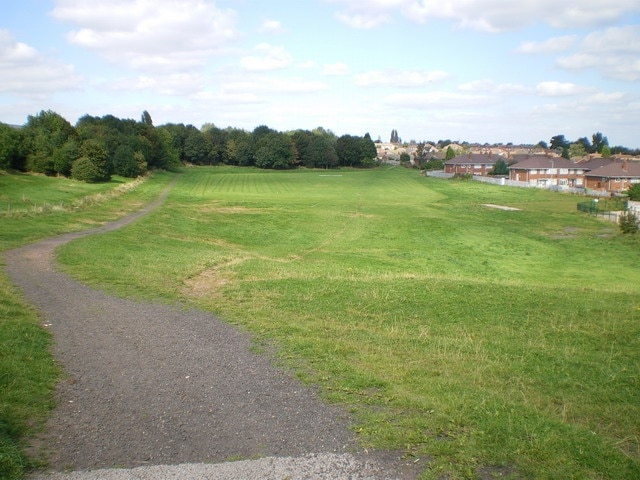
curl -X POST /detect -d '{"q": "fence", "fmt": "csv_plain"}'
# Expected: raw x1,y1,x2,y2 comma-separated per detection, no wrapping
424,171,606,193
576,201,624,223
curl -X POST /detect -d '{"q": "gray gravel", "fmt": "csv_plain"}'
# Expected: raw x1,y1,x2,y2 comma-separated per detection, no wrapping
4,182,419,479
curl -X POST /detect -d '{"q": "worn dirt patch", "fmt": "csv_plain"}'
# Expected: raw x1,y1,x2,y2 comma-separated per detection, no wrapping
482,204,521,211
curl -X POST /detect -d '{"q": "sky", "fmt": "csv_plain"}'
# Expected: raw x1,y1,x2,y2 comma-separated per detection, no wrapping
2,0,640,148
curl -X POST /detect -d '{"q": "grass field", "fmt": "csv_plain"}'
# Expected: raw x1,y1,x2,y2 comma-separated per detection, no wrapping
0,171,175,479
54,166,640,479
3,166,639,479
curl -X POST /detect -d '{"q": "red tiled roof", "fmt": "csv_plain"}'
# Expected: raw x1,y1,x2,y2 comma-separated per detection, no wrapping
584,161,640,178
445,153,503,165
509,156,581,170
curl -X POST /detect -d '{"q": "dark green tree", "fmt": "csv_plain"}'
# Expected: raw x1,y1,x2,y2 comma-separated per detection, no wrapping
23,110,76,174
626,184,640,201
71,139,110,182
141,110,153,126
592,132,608,154
183,128,211,164
414,142,430,166
445,146,456,161
52,140,79,177
0,123,24,170
491,159,509,175
576,136,593,154
549,134,569,152
254,131,295,169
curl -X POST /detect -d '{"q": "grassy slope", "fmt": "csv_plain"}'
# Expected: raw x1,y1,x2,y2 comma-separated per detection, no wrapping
0,171,175,479
50,166,640,479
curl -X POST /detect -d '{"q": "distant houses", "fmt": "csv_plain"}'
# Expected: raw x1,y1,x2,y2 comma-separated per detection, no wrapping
441,151,640,195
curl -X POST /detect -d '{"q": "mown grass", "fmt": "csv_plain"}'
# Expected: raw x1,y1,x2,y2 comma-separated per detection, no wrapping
0,171,175,479
26,166,640,478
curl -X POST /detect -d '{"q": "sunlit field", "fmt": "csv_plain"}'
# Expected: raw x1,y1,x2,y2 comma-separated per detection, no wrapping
29,167,640,478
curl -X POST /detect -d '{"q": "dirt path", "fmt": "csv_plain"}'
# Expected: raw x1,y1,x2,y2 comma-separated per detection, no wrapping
4,180,416,479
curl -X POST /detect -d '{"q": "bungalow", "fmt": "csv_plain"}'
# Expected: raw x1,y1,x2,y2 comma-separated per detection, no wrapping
508,156,585,187
583,159,640,194
444,153,502,176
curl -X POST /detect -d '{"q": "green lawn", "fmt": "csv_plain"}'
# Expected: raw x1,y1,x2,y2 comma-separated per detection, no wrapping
0,171,175,479
55,166,640,479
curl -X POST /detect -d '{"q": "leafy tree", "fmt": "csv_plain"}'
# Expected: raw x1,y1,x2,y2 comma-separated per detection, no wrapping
549,134,569,152
445,146,456,161
336,135,362,167
626,183,640,201
575,136,592,154
537,140,548,150
569,143,587,158
0,123,24,170
183,128,211,164
601,145,612,158
399,152,411,164
52,140,79,177
254,131,295,169
224,128,253,166
414,142,430,166
203,124,226,165
592,132,608,153
71,156,103,183
424,158,444,170
390,129,399,143
112,144,147,177
491,159,509,175
72,139,110,182
23,110,76,174
361,133,377,164
141,110,153,126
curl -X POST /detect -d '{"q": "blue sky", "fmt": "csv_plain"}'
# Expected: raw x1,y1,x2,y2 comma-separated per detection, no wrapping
2,0,640,147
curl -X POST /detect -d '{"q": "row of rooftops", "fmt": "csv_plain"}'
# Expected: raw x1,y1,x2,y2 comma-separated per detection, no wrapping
445,153,640,178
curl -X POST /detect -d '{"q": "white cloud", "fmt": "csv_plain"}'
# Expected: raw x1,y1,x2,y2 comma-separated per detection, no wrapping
557,26,640,81
458,80,528,95
240,43,292,71
322,62,349,76
0,29,81,97
222,77,328,94
51,0,237,72
354,69,450,87
326,0,640,32
536,81,593,97
384,91,490,109
107,73,206,96
258,19,284,34
516,35,578,54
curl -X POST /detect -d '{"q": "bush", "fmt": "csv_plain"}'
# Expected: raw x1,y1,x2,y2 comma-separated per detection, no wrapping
451,173,473,181
626,183,640,201
619,212,639,234
71,156,104,183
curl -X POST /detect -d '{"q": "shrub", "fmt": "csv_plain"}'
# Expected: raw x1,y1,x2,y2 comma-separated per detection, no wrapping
451,172,473,181
71,156,104,183
619,212,639,234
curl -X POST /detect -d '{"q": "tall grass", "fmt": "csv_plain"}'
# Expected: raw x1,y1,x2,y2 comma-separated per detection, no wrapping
0,171,175,479
45,167,640,478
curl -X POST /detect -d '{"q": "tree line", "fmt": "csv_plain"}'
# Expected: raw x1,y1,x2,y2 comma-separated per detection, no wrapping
542,132,639,159
0,110,378,182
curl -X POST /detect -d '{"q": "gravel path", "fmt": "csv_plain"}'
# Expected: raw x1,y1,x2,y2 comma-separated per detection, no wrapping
4,182,417,479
